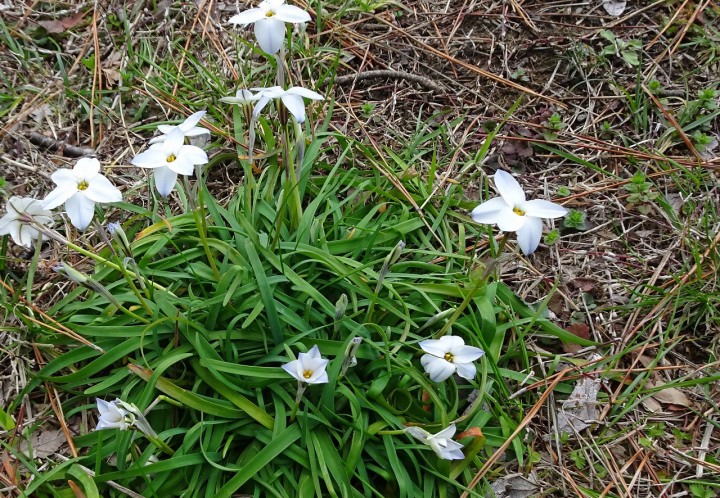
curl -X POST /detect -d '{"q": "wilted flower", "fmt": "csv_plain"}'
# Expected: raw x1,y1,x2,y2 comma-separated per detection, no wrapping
282,345,329,384
419,336,484,383
130,128,209,196
404,424,465,460
148,110,210,145
0,197,52,248
219,89,259,106
229,0,311,54
251,85,324,124
42,158,122,230
96,398,132,431
95,398,158,438
471,170,568,255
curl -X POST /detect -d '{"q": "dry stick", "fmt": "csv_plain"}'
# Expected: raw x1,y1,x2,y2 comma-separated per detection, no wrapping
90,4,102,147
642,84,702,163
0,279,102,352
28,132,96,157
460,368,571,498
334,69,443,92
598,448,644,498
668,0,710,57
508,0,538,32
645,0,692,50
30,343,78,458
371,14,566,108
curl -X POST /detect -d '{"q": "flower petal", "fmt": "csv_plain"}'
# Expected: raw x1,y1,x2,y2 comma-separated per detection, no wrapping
42,185,77,210
496,211,526,232
471,197,510,225
524,199,568,219
516,216,543,255
65,193,96,230
286,86,324,100
274,4,311,23
178,145,209,165
183,127,210,137
157,125,176,134
494,170,526,208
451,345,485,364
131,148,168,169
164,128,185,154
252,96,273,120
419,339,449,358
454,361,477,380
282,359,302,381
280,93,307,123
168,156,195,176
306,345,321,359
74,158,101,180
431,424,457,439
179,110,206,132
422,356,456,382
84,175,122,204
228,8,266,25
254,17,286,54
437,336,465,349
50,168,79,187
153,166,178,197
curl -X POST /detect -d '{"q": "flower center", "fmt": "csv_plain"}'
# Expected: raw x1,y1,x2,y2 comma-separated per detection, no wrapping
265,9,276,17
512,207,526,216
444,352,454,363
303,370,313,379
167,154,176,163
77,180,89,191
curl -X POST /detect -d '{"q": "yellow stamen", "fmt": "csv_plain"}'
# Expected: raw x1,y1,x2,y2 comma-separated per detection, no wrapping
265,9,276,16
513,207,525,216
167,154,176,163
303,370,313,379
444,352,454,363
77,180,89,191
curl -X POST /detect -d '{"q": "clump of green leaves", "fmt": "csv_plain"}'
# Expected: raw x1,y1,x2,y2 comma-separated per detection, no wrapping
562,209,588,231
624,172,659,214
543,112,564,141
544,229,560,246
599,29,642,67
557,186,571,197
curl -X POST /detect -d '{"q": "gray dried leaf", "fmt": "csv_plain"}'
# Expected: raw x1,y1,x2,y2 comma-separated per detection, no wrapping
602,1,627,16
556,377,600,435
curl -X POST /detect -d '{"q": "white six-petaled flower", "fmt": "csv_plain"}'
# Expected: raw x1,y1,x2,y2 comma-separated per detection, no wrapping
404,424,465,460
149,110,210,145
419,335,484,383
471,170,568,255
131,128,209,197
95,398,132,431
282,345,329,384
42,158,122,230
251,85,324,124
229,0,311,55
0,197,52,248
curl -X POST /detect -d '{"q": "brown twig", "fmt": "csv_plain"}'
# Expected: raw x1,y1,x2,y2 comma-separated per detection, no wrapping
28,132,96,158
334,69,443,92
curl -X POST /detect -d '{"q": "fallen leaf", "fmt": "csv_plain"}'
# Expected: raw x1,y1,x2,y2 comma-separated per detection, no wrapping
555,377,600,435
572,278,595,292
19,429,65,458
457,427,484,440
38,12,85,34
490,474,540,498
647,380,692,407
602,1,627,16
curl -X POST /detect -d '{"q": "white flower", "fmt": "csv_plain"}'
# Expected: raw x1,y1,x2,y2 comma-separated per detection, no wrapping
42,158,122,230
0,197,52,248
130,128,209,196
95,398,132,431
219,89,259,105
251,85,324,124
148,110,210,145
471,170,568,255
282,345,329,384
419,336,484,383
229,0,311,54
404,424,465,460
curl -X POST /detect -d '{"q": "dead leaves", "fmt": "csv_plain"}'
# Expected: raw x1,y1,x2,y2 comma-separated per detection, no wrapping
37,11,86,34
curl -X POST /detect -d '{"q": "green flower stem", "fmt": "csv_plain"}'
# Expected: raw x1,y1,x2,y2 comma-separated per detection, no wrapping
289,381,307,422
147,435,175,456
192,202,221,282
284,123,302,229
33,224,170,295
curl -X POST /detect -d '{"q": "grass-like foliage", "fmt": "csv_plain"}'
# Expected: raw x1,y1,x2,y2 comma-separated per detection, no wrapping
6,120,587,497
